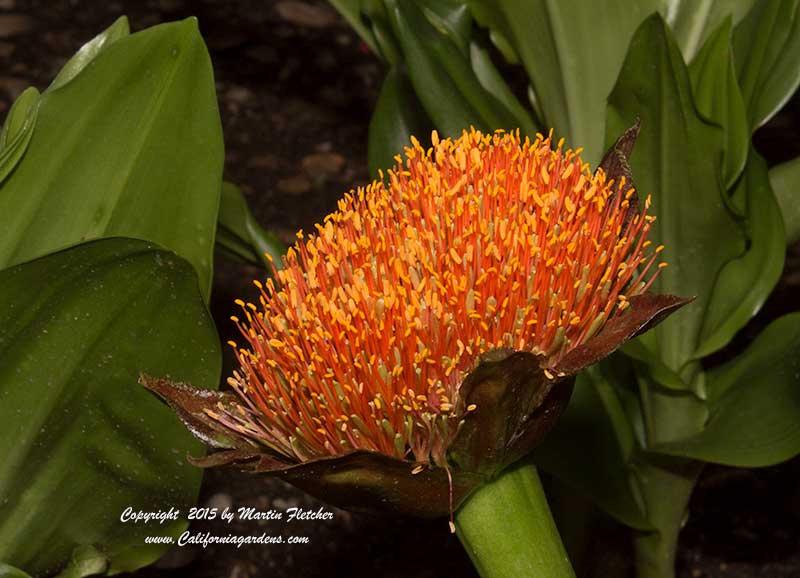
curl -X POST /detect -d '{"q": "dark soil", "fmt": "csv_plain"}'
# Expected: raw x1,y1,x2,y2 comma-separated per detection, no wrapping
2,1,798,577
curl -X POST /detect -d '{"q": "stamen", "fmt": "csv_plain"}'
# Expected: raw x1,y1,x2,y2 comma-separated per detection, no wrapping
214,128,664,467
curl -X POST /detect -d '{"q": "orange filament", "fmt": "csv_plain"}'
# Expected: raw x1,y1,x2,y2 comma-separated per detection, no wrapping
220,128,664,467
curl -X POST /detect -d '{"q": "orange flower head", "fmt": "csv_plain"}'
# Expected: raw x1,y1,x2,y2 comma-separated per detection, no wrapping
221,128,664,469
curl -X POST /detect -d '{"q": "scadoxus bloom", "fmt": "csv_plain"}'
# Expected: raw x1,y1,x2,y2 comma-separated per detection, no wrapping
144,125,688,517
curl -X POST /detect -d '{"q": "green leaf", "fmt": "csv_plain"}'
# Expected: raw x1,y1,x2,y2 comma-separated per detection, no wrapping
360,0,402,64
0,18,223,299
655,313,800,466
663,0,757,61
52,545,106,578
470,0,661,164
0,564,32,578
606,14,744,376
694,149,785,359
534,368,652,530
467,0,519,63
217,182,285,269
49,16,130,91
469,40,538,138
688,17,748,188
621,340,692,392
0,238,221,575
328,0,380,55
0,87,38,151
0,87,39,187
383,0,519,136
769,154,800,246
733,0,800,129
419,0,473,56
367,67,432,179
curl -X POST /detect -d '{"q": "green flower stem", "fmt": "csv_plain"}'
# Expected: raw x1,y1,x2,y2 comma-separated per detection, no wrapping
633,457,703,578
634,378,707,578
455,463,576,578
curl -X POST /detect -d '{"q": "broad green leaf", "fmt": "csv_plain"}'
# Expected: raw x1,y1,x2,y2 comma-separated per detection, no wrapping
469,40,538,138
49,16,130,91
534,368,652,530
621,340,692,392
769,154,800,245
0,238,221,575
52,546,106,578
0,565,32,578
694,149,785,359
0,87,38,150
383,0,519,136
733,0,800,129
0,18,223,299
217,182,285,269
470,0,660,164
367,67,432,179
655,313,800,466
606,14,743,376
663,0,756,60
688,17,748,188
0,87,39,186
216,227,262,266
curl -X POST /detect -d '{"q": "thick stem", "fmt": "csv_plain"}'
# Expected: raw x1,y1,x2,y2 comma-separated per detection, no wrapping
633,457,702,578
634,378,707,578
455,463,576,578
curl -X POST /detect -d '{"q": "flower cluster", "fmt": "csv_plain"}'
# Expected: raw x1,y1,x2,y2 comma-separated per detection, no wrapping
220,129,662,466
144,126,686,517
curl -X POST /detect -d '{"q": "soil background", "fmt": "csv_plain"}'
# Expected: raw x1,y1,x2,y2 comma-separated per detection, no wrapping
1,1,798,577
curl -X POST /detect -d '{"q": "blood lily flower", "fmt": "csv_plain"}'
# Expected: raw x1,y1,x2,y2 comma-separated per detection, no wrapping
143,124,688,518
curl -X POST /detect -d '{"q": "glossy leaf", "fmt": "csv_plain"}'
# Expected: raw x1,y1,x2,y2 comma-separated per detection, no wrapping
769,154,800,246
0,565,31,578
470,0,661,164
49,16,130,91
0,238,221,575
694,149,785,359
217,182,285,269
733,0,800,129
0,18,224,299
606,14,744,375
621,340,691,392
688,17,748,188
367,67,432,179
383,0,519,136
51,546,106,578
420,0,472,56
655,313,800,466
0,87,38,187
534,368,652,530
663,0,757,60
467,0,518,63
